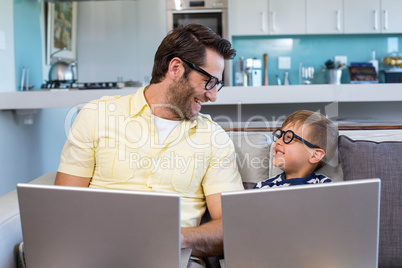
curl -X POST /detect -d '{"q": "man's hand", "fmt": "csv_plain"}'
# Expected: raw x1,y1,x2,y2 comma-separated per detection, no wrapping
55,172,91,187
181,193,223,257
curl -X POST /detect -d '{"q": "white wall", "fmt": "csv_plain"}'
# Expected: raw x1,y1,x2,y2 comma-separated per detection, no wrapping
0,111,43,195
76,0,167,84
135,0,167,84
0,0,16,92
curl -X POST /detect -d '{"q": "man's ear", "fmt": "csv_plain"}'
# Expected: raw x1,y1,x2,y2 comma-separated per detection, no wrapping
167,57,185,80
309,148,326,164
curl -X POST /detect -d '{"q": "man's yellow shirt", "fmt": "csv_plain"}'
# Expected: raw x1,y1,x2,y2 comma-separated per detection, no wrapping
58,86,244,227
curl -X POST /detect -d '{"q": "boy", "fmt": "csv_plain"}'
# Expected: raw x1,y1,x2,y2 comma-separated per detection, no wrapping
254,110,338,189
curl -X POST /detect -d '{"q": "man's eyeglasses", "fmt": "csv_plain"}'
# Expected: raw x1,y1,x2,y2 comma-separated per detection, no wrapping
181,58,224,92
273,129,322,149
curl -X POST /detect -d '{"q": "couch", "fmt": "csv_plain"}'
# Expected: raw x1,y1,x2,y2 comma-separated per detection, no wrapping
1,129,401,268
0,172,56,268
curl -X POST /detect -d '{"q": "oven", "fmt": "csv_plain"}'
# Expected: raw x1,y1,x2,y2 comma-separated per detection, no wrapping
167,0,232,85
167,0,228,39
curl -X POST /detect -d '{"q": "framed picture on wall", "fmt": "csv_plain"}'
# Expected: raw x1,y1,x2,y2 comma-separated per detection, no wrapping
46,2,77,65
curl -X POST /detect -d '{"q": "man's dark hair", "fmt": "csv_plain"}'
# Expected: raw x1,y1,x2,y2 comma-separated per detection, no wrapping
150,24,236,84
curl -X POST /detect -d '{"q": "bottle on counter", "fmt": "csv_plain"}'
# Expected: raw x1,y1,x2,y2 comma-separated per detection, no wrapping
283,72,290,85
276,75,281,86
369,49,379,74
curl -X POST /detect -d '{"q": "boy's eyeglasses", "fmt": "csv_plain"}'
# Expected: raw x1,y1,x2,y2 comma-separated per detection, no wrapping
273,129,322,149
181,58,224,92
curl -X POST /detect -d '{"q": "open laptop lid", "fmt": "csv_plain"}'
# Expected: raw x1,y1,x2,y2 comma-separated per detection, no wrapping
17,184,188,268
221,179,380,268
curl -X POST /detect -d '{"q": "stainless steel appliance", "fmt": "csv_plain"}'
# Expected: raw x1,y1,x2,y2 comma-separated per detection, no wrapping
48,60,76,82
234,58,262,87
41,79,144,89
167,0,228,39
48,48,77,83
167,0,232,85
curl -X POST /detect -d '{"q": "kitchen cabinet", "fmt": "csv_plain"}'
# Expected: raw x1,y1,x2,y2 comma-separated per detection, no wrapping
306,0,343,34
268,0,305,35
344,0,402,34
381,0,402,33
229,0,305,36
344,0,381,33
229,0,402,36
229,0,268,36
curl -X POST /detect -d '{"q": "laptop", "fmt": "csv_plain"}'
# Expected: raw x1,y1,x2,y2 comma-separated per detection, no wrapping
17,184,191,268
221,179,380,268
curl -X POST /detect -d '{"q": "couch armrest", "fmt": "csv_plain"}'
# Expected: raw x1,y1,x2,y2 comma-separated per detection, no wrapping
28,172,57,186
0,190,22,268
0,172,57,268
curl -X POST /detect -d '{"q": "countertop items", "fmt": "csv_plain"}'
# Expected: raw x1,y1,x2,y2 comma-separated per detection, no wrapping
383,53,402,67
263,53,269,86
324,59,346,85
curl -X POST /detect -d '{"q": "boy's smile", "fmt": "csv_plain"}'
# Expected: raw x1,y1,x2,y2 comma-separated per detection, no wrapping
272,124,316,179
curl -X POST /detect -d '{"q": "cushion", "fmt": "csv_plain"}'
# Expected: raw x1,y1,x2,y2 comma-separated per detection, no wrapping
228,132,272,184
339,135,402,267
339,129,402,142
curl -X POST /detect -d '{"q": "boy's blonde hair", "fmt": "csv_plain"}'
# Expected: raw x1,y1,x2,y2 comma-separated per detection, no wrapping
282,110,339,169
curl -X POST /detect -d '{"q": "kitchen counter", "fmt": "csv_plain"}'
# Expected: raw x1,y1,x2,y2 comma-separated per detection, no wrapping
0,83,401,110
214,83,402,104
0,88,138,110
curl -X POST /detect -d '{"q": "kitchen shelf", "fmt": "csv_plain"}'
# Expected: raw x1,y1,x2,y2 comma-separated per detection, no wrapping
0,88,138,110
213,83,402,105
0,83,401,110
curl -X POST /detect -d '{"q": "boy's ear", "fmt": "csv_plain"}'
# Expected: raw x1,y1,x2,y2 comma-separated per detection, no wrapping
309,148,326,164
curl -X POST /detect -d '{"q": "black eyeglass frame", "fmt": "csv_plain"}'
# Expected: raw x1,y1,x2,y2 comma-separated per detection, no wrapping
273,129,322,150
181,58,224,92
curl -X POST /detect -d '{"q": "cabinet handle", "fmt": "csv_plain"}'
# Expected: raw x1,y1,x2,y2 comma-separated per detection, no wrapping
373,10,378,30
383,10,388,30
261,12,267,33
336,10,341,31
270,11,276,32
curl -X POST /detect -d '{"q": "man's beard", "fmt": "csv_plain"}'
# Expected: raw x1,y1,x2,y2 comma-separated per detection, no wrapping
166,76,198,120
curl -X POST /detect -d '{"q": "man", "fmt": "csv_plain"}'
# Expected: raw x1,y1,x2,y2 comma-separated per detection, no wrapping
55,24,244,266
